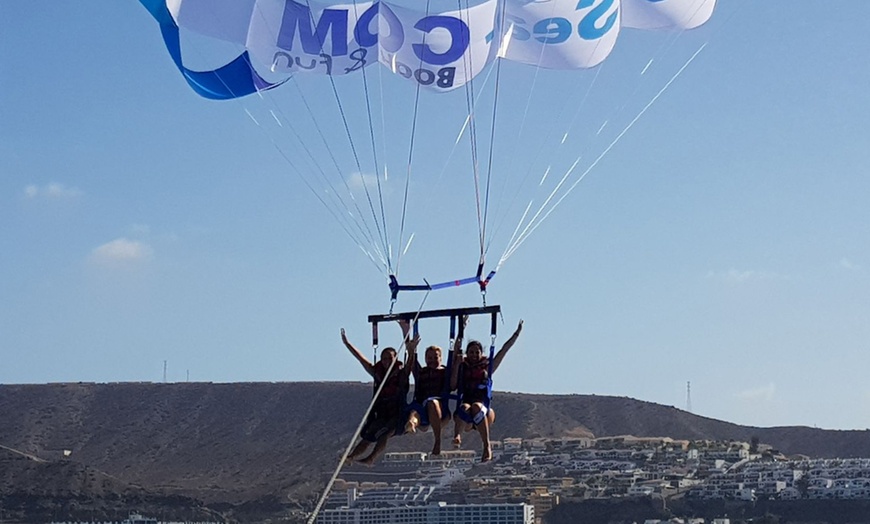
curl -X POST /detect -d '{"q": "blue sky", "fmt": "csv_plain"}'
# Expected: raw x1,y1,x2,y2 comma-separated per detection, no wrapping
2,1,869,431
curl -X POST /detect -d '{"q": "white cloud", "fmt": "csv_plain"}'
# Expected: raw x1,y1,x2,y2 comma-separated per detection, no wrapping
90,238,153,266
347,172,383,191
23,182,82,199
706,269,787,284
839,258,860,271
735,383,776,402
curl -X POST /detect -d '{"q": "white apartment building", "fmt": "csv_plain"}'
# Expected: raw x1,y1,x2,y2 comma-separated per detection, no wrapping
316,502,534,524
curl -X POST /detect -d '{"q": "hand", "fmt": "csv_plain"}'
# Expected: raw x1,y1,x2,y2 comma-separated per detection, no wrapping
340,328,349,344
516,319,524,334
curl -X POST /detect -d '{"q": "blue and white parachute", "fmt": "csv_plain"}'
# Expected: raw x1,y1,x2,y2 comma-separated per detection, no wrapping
141,0,714,99
139,0,717,303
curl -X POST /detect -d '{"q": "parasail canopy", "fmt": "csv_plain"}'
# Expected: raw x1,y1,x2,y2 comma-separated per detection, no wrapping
139,0,717,306
141,0,714,99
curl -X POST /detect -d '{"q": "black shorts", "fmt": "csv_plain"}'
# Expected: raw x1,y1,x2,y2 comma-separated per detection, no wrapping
360,410,402,442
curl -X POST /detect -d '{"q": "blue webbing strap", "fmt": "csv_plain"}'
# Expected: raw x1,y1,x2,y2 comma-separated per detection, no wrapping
371,322,379,361
484,311,497,408
388,264,497,301
438,316,459,419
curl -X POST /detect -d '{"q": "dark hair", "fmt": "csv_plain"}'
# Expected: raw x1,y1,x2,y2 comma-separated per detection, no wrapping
381,347,397,359
466,340,483,353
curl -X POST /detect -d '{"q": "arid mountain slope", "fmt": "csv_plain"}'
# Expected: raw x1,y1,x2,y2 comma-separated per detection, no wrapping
1,382,867,521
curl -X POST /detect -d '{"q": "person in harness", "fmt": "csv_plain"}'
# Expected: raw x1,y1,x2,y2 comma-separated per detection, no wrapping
341,321,416,465
404,341,451,455
451,319,523,462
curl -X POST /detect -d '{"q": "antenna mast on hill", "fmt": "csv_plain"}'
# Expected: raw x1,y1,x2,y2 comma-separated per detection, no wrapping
686,381,692,413
163,360,167,383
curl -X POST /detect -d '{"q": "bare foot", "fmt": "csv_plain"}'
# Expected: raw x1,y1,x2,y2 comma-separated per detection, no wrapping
481,447,492,463
452,435,461,449
359,457,376,467
404,413,419,434
431,442,441,456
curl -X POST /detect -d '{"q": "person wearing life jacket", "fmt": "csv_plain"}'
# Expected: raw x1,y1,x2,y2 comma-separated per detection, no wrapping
450,319,523,462
404,343,450,455
342,322,416,465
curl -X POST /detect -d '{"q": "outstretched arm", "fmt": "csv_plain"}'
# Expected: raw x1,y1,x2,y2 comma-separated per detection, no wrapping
341,328,376,378
398,319,420,374
491,319,523,374
402,333,420,380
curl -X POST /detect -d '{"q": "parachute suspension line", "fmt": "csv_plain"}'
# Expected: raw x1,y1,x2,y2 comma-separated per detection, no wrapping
499,44,709,264
512,0,561,143
493,3,712,268
376,51,391,183
258,90,388,270
455,0,500,304
326,73,393,265
488,37,607,260
164,27,388,275
349,0,393,274
489,63,605,256
269,138,387,275
306,292,431,524
457,0,485,258
432,65,496,185
296,0,393,273
504,4,742,267
479,0,510,259
523,0,716,189
289,79,391,270
482,8,611,264
393,0,433,281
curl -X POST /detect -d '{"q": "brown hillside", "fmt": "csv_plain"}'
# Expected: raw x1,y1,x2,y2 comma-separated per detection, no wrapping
1,382,868,521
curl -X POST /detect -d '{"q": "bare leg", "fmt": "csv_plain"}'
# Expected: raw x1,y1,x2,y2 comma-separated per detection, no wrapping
347,440,371,463
427,400,443,455
359,432,391,466
470,403,494,462
404,410,420,434
452,407,469,449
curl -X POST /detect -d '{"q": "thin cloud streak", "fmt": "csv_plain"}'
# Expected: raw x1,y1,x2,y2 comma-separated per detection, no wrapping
735,383,776,402
839,258,860,271
90,238,153,266
23,183,82,200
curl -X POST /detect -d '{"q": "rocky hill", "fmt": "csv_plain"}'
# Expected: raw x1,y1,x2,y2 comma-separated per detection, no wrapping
1,382,868,522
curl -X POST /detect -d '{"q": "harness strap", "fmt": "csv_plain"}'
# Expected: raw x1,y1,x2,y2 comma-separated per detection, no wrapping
388,266,498,302
371,322,379,361
483,310,497,408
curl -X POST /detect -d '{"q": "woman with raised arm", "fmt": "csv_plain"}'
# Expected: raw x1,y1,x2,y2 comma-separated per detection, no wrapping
451,319,523,462
342,321,415,465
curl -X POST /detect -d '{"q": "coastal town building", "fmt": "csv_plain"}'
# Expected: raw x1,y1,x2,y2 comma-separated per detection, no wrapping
316,501,534,524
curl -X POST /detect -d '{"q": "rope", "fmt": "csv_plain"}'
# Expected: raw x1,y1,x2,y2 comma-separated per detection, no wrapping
306,293,430,524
